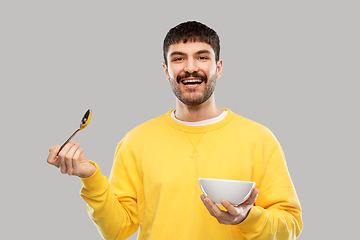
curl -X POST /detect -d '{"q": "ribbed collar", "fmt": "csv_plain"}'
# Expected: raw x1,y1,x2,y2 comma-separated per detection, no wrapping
164,109,234,133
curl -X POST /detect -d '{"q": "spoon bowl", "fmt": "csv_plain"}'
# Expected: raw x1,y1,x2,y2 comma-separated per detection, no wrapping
79,109,92,130
58,109,92,153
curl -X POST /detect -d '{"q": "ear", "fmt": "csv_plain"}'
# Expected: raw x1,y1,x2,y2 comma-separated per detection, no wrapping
216,59,223,79
162,62,170,82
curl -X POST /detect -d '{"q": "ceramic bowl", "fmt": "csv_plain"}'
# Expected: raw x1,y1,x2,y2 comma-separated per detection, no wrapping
198,178,255,206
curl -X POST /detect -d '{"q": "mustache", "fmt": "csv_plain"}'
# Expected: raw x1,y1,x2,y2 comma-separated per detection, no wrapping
176,72,207,84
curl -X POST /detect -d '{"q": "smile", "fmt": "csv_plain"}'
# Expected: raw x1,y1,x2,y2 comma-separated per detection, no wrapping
181,79,204,85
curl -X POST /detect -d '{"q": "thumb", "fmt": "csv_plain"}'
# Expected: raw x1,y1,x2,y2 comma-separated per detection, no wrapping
245,188,259,205
47,145,60,167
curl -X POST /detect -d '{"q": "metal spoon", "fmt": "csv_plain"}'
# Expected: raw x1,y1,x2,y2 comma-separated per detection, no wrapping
58,109,92,154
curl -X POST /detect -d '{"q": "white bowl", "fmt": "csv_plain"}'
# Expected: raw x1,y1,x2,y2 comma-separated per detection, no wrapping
198,178,255,206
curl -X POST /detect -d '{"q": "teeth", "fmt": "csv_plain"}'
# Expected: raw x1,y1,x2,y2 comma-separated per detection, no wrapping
182,79,203,84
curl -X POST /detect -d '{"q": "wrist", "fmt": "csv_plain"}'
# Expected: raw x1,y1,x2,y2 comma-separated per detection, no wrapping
79,161,108,194
237,206,252,224
79,162,97,178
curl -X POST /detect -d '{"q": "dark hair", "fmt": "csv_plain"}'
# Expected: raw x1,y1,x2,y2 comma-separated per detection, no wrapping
163,21,220,66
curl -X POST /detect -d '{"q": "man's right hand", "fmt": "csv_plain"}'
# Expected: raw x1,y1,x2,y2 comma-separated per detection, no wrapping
47,140,96,178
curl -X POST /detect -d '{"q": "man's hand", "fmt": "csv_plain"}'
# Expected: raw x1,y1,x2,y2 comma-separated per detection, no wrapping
47,140,96,178
200,188,259,225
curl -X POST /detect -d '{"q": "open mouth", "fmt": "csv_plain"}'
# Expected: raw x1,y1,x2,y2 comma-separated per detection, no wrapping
181,79,204,86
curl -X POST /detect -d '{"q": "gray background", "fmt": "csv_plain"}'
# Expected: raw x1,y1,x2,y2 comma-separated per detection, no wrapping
1,1,358,239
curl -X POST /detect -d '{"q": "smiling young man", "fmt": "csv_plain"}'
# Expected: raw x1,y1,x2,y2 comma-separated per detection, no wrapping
47,21,302,239
163,40,223,122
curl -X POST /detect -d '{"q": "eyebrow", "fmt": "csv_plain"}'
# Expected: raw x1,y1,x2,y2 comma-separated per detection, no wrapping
195,50,212,55
169,49,212,57
170,51,186,57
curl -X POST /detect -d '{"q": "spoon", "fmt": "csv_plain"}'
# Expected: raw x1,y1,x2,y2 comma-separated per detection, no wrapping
58,109,92,154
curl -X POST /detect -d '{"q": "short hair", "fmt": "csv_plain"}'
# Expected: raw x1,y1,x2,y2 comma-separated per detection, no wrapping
163,21,220,66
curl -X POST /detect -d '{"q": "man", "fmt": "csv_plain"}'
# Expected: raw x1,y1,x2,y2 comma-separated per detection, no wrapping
47,21,302,239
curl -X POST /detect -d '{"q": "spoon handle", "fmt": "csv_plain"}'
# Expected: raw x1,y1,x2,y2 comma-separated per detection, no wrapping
57,128,81,154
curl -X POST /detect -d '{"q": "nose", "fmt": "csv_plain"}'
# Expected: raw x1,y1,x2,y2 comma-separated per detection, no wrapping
184,58,198,73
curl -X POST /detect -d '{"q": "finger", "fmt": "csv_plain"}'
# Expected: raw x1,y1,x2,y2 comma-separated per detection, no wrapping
47,145,60,167
244,188,259,205
200,194,205,204
201,196,217,217
58,140,76,174
204,197,224,218
200,196,212,214
72,148,83,176
65,142,80,175
221,199,238,216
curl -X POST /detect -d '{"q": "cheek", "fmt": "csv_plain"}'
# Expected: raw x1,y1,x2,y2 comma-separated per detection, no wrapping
209,64,218,75
168,69,175,79
168,66,181,79
199,62,217,76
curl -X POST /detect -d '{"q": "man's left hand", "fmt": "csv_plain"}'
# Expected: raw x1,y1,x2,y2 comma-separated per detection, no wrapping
200,188,259,225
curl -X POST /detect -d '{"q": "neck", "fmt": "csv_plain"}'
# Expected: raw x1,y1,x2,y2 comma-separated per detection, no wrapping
175,95,222,122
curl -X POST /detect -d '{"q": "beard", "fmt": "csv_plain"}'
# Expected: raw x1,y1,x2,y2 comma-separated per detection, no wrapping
169,70,217,107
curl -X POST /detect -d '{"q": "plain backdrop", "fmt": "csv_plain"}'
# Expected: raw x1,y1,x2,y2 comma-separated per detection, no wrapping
1,1,359,239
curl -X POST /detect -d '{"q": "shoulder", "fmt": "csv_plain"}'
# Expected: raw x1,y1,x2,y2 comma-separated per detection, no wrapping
229,110,278,143
120,111,170,145
114,112,169,155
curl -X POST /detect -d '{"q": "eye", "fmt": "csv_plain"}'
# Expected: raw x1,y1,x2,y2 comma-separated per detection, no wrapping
198,56,209,60
172,57,183,62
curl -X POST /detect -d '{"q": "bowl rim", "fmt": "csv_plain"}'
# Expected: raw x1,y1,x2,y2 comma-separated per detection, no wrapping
198,178,256,185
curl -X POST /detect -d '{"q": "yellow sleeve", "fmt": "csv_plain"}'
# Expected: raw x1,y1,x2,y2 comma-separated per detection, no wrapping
79,140,139,240
237,144,303,239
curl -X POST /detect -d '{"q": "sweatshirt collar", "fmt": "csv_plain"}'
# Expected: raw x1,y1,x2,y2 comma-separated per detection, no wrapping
164,109,234,133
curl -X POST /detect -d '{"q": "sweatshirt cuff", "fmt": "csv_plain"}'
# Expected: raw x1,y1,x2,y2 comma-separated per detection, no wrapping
237,206,266,233
79,161,108,194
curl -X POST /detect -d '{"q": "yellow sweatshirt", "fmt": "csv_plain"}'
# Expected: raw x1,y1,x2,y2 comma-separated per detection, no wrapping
80,109,302,240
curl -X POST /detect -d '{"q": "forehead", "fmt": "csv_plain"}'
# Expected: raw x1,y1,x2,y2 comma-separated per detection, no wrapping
167,41,215,57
